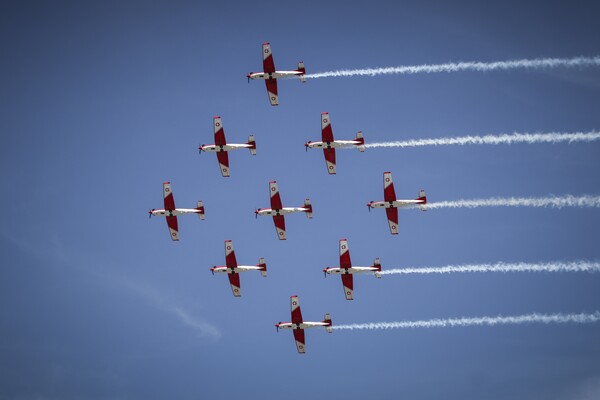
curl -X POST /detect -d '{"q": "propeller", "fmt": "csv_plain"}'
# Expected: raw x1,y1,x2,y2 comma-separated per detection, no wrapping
323,270,327,278
199,145,204,155
367,204,371,212
305,141,309,152
255,209,259,219
148,209,153,219
211,267,215,276
246,73,251,83
276,324,279,332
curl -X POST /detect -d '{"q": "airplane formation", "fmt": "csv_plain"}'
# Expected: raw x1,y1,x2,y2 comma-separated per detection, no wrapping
149,42,425,353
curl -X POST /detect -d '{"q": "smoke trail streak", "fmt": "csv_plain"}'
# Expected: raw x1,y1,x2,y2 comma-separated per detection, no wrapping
424,195,600,210
333,311,600,331
381,260,600,275
304,56,600,79
365,131,600,149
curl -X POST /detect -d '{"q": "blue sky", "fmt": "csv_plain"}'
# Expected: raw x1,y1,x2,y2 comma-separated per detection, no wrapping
1,1,599,399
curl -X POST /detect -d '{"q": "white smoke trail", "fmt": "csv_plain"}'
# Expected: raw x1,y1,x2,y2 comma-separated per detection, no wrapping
304,56,600,79
424,195,600,210
365,131,600,149
334,311,600,331
382,260,600,275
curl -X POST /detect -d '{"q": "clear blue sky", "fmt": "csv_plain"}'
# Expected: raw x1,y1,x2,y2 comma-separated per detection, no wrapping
1,1,599,399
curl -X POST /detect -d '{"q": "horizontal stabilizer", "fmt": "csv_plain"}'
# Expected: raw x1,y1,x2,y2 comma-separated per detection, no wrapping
298,61,306,83
258,257,267,277
304,198,313,219
196,201,205,220
418,189,427,211
323,313,333,333
248,135,257,155
355,131,365,152
373,257,382,278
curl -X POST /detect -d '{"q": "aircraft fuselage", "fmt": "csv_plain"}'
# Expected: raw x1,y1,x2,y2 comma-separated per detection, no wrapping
248,70,304,80
368,199,425,209
307,140,362,149
150,208,200,217
256,207,308,217
200,143,252,152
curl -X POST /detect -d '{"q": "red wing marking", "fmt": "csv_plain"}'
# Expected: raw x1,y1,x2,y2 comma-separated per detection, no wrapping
383,172,397,202
324,148,336,173
290,296,303,324
269,182,283,210
273,215,285,236
265,78,278,95
216,151,229,170
163,182,176,210
385,207,399,235
321,113,334,143
262,42,275,73
166,216,179,240
339,239,352,269
293,329,306,353
341,274,354,300
225,241,237,269
227,273,241,297
214,127,226,146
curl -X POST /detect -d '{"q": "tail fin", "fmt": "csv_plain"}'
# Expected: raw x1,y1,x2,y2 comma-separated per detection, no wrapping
304,199,313,219
247,135,257,155
297,61,306,83
373,257,382,278
418,189,427,211
323,313,332,333
355,131,365,152
196,201,205,220
258,257,267,277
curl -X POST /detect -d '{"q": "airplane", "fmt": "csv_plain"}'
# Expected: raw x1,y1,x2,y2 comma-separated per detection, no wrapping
275,296,332,354
323,239,382,300
247,42,306,106
199,116,256,177
210,240,267,297
305,112,365,174
149,181,205,241
367,172,427,234
255,181,312,240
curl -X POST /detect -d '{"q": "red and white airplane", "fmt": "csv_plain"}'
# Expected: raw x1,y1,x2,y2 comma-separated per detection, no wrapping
247,42,306,106
199,116,256,177
210,240,266,297
275,296,332,354
255,181,312,240
323,239,382,300
149,182,205,241
367,172,427,235
305,112,365,174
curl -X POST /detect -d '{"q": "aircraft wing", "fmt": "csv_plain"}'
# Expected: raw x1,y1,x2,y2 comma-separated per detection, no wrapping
293,329,306,354
225,240,237,269
339,239,352,269
216,151,230,177
228,273,241,297
323,148,336,174
341,274,354,300
269,181,283,210
321,112,334,143
265,79,279,106
273,215,286,240
385,207,399,235
163,182,176,210
166,216,179,241
262,42,275,73
383,172,397,202
290,296,303,324
213,116,226,146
